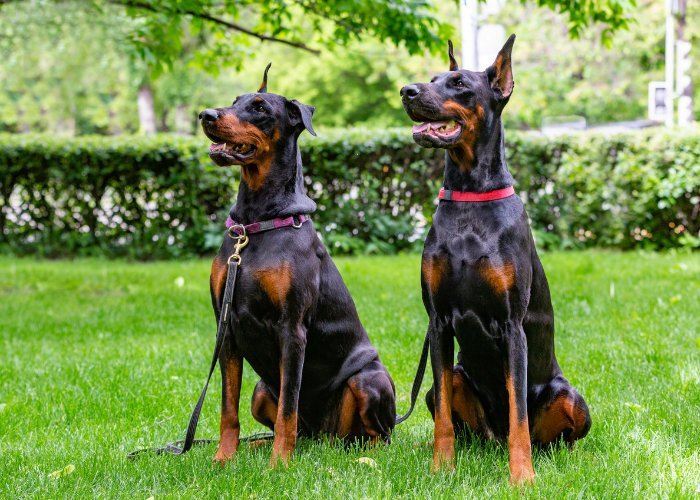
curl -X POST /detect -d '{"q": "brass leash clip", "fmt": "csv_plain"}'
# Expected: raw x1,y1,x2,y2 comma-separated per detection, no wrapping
227,224,249,265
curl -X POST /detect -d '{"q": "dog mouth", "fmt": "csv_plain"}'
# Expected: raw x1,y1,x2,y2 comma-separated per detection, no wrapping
411,119,463,147
205,132,258,166
412,120,462,140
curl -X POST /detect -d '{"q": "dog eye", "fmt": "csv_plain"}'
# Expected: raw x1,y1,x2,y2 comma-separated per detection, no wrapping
254,104,266,113
453,79,464,88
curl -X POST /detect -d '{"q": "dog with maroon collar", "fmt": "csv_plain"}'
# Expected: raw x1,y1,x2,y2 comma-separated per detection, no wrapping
200,65,396,467
400,37,591,484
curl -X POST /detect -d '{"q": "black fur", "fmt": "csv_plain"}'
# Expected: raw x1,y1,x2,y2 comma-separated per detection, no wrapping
401,36,590,482
200,86,395,465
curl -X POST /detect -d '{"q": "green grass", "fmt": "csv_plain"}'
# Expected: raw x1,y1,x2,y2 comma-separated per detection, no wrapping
1,251,699,498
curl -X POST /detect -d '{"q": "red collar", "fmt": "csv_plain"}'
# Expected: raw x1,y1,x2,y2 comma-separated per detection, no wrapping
439,186,515,202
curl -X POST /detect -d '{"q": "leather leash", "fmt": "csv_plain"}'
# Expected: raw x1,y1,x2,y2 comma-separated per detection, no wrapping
395,333,429,424
127,225,265,459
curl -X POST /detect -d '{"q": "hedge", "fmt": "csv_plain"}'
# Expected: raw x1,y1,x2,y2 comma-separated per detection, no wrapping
0,129,698,258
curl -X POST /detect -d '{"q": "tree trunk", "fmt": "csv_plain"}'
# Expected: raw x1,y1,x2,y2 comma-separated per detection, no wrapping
137,83,157,135
174,105,192,134
676,0,694,125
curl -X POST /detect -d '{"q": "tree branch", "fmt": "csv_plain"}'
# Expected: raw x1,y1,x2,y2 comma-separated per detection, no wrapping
109,0,320,54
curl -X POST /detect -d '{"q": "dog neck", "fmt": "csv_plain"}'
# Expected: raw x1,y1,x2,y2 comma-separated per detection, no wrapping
230,134,316,224
443,119,514,193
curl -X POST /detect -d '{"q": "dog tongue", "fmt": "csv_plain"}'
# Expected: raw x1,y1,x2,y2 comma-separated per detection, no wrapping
210,142,226,151
412,121,448,134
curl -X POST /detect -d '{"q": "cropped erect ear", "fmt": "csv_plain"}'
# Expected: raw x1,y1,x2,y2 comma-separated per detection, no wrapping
447,40,459,71
257,62,272,93
486,34,515,99
286,99,316,136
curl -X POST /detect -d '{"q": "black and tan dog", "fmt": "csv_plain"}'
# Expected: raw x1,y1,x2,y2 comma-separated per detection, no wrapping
400,36,591,484
199,67,396,467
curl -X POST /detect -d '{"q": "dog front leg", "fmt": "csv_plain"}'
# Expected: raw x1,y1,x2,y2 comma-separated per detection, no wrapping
270,324,306,468
504,322,535,485
213,348,243,464
429,322,455,471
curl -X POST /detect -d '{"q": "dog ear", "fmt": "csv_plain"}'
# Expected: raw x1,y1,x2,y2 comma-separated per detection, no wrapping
258,62,272,93
286,100,317,136
486,34,515,99
447,40,459,71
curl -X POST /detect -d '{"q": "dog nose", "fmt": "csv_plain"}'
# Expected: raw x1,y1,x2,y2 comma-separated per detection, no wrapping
400,85,420,100
199,109,219,122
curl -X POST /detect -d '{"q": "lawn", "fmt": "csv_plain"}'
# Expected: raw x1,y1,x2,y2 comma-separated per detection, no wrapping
0,251,698,498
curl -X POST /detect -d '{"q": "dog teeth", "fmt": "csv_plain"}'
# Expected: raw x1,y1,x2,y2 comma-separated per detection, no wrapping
226,143,253,154
428,121,457,132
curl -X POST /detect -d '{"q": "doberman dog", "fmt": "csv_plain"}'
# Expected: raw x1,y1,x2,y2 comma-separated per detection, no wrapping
199,66,396,467
400,36,591,484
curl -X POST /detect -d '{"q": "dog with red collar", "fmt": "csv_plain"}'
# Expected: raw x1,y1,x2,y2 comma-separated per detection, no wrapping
199,65,396,467
401,37,591,484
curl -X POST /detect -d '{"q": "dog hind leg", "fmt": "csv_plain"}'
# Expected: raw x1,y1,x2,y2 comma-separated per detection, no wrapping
530,375,591,445
251,379,278,431
344,361,396,443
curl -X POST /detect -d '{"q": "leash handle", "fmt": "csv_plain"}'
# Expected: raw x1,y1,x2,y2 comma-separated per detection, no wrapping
395,333,429,425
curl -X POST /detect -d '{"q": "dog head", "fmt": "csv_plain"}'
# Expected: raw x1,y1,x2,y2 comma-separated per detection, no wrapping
199,63,316,172
400,35,515,156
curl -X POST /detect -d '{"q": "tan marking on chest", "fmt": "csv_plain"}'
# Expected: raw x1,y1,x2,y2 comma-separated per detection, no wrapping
422,256,449,294
210,256,227,303
479,262,515,295
255,262,293,306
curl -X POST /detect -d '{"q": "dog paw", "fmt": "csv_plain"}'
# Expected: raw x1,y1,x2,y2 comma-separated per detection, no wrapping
509,467,536,486
269,451,292,469
212,445,237,466
430,437,455,473
430,456,456,473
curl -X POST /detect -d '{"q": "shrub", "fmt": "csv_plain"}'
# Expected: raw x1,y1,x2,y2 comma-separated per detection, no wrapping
0,128,698,258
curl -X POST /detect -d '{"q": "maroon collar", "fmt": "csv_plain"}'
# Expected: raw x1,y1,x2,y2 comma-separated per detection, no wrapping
225,214,310,235
439,186,515,202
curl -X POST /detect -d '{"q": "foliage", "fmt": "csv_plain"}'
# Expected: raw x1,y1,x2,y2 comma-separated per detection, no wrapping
1,128,698,258
0,134,236,258
92,0,635,71
525,0,636,46
100,0,452,74
0,1,138,134
1,252,699,496
496,0,668,129
2,0,694,134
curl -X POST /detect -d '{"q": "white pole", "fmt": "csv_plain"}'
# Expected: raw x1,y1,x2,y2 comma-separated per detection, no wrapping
460,0,478,70
665,0,675,127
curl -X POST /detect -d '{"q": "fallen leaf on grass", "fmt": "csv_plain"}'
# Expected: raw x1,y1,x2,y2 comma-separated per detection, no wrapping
355,457,377,468
174,277,185,288
49,464,75,479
